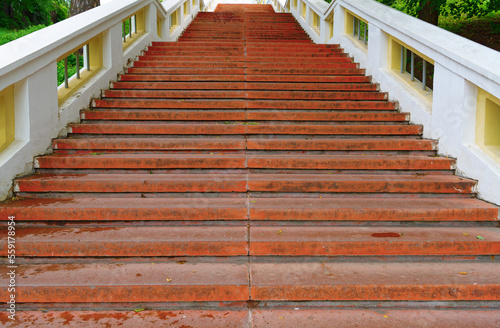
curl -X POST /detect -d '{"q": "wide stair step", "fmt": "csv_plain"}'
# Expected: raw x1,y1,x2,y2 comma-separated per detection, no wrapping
1,261,498,302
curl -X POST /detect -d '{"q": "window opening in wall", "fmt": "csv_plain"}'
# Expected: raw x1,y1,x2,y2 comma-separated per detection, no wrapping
400,46,434,91
352,16,368,45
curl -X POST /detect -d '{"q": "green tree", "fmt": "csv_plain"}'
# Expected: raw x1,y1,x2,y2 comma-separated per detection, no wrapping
0,0,69,29
376,0,500,26
69,0,100,17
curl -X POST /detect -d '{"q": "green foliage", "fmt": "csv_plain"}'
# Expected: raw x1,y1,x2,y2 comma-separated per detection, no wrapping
0,24,46,45
57,53,84,86
0,0,69,29
374,0,500,19
447,0,500,18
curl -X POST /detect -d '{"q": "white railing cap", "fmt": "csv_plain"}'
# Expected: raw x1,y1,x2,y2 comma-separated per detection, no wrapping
0,0,165,78
163,0,189,13
308,0,334,16
343,0,500,83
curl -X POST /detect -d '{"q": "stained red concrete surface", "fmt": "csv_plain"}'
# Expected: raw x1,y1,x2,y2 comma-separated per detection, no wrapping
249,226,500,256
249,197,498,221
36,154,453,170
0,226,248,256
0,262,249,302
0,197,247,221
54,137,247,150
250,261,500,300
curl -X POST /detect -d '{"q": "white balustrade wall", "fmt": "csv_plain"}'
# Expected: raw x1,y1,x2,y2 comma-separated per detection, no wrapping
0,0,199,200
274,0,500,205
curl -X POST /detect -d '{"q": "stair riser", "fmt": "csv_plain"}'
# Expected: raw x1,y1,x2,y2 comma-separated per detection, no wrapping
15,180,475,194
53,139,434,151
124,68,366,75
250,208,497,222
67,125,420,136
2,286,249,303
101,90,386,101
249,242,500,256
80,111,403,122
2,242,248,257
251,285,500,301
110,82,377,91
137,56,354,63
119,75,370,83
54,139,246,151
3,242,497,257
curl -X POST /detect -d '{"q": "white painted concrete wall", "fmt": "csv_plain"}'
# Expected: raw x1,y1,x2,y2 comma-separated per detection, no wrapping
281,0,500,205
0,0,198,201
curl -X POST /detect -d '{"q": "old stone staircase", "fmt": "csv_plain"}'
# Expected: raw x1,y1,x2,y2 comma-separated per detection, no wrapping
1,4,499,327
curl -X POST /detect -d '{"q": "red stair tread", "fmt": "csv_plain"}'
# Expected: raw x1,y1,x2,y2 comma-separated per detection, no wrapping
247,138,435,150
35,153,248,169
14,174,477,194
35,154,454,170
249,226,500,256
2,226,248,256
81,109,247,121
246,154,454,170
102,90,246,99
14,174,248,193
68,123,247,135
245,100,395,110
250,261,500,301
251,309,500,328
111,81,377,91
92,98,246,109
54,137,247,150
249,197,498,221
0,261,249,302
81,110,404,122
119,74,246,82
247,174,476,194
245,124,421,135
245,75,371,83
0,198,247,221
246,111,407,121
111,81,247,90
0,310,250,327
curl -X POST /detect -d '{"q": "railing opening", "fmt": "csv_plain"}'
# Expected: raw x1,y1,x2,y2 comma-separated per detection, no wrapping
311,11,320,35
122,9,145,50
57,46,86,88
170,9,179,34
345,11,368,47
401,46,434,91
353,17,368,45
57,34,103,105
